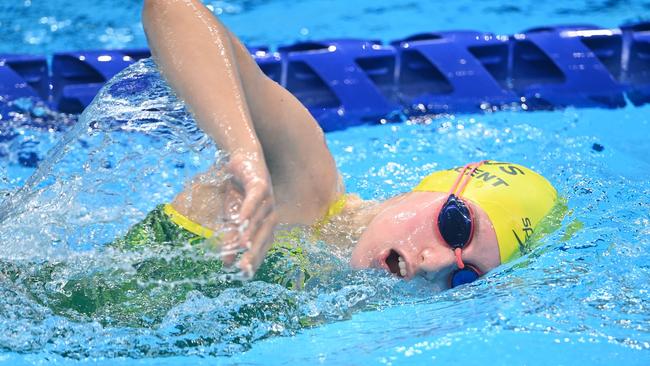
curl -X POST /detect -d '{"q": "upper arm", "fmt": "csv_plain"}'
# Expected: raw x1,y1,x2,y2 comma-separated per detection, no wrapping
223,30,342,224
250,77,342,224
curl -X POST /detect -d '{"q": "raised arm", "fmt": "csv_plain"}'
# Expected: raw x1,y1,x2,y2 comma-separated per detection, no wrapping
142,0,341,272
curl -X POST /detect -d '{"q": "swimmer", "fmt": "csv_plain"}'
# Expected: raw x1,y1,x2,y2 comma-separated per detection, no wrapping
138,0,560,289
4,1,561,328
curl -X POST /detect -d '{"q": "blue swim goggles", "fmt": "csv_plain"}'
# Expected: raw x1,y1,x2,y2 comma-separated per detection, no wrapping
435,161,487,288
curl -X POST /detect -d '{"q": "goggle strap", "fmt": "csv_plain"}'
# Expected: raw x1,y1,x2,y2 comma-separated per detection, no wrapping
454,248,465,269
446,160,487,272
447,164,472,196
455,160,487,197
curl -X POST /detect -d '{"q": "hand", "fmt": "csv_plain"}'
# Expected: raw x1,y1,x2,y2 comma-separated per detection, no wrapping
220,150,278,277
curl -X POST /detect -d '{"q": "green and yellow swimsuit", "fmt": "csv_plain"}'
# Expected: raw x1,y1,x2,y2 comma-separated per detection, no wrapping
5,197,347,328
112,203,314,289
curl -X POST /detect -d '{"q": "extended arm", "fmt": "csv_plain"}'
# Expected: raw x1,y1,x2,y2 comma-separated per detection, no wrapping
142,0,341,272
143,0,259,155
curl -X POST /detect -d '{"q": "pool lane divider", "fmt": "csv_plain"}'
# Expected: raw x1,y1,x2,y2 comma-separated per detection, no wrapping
1,23,649,132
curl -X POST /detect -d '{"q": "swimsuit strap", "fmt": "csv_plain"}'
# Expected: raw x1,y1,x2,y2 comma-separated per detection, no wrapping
163,204,215,238
322,194,348,224
163,195,348,241
309,194,349,239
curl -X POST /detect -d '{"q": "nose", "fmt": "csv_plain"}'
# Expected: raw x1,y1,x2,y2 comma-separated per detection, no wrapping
417,246,455,273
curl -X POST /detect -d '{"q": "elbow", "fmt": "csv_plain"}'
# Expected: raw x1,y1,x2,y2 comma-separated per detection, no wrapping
143,0,166,10
142,0,177,37
142,0,174,25
142,0,209,30
142,0,157,29
142,0,158,15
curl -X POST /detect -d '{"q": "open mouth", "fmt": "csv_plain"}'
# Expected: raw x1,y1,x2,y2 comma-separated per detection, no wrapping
385,249,407,278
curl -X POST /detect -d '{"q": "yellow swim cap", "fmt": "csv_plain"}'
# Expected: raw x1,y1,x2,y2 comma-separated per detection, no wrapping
413,161,557,263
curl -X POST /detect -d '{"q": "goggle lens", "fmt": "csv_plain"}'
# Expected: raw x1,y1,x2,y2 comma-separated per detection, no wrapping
435,161,488,289
437,194,473,249
450,266,480,288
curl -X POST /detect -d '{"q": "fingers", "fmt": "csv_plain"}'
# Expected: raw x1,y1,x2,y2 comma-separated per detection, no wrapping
238,211,278,276
219,184,243,265
238,179,269,224
219,222,243,266
218,180,275,271
239,194,273,247
217,153,276,276
223,192,274,270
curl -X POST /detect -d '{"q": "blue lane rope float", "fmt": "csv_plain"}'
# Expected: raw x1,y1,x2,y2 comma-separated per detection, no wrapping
0,55,49,103
1,23,649,131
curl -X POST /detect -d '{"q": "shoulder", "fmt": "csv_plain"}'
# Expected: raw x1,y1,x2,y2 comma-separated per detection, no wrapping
274,169,343,226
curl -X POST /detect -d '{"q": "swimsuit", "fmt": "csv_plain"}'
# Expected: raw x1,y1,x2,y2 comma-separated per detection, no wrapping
4,197,347,327
111,204,312,290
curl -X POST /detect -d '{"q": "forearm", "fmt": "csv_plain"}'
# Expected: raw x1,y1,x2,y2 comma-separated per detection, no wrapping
143,0,341,225
142,0,263,156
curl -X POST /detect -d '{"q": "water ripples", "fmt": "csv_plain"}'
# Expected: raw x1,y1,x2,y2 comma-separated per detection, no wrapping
0,59,648,361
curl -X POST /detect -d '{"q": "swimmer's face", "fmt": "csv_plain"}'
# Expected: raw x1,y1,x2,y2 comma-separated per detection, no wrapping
350,191,501,289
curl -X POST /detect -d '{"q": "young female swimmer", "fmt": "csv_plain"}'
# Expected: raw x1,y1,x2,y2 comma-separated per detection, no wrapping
140,0,559,289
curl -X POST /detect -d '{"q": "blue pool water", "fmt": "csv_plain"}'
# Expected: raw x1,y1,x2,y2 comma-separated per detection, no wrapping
1,1,650,365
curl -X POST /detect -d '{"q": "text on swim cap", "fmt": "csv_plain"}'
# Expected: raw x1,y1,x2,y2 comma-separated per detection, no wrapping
450,162,526,188
512,217,534,253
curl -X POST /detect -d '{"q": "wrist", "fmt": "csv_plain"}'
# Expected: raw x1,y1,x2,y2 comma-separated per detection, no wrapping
227,148,270,179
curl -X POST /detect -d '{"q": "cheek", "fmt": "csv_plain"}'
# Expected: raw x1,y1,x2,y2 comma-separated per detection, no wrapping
355,213,433,254
351,214,415,267
399,220,433,251
354,216,397,252
350,193,442,268
350,221,386,267
369,212,427,247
